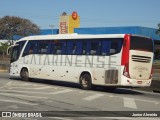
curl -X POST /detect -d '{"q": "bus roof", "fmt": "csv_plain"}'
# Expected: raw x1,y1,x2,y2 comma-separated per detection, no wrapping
18,34,126,41
18,33,151,42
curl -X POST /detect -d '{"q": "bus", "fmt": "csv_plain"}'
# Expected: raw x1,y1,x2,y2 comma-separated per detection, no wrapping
8,34,154,90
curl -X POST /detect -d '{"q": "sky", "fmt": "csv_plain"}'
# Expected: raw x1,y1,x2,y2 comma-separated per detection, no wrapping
0,0,160,29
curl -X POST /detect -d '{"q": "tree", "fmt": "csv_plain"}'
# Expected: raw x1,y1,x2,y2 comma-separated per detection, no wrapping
156,23,160,36
0,16,40,44
0,42,9,58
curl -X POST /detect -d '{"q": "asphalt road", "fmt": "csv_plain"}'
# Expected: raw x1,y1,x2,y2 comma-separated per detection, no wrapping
0,72,160,120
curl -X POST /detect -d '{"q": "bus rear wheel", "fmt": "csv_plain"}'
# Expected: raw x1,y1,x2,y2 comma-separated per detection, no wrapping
80,74,92,90
20,68,29,81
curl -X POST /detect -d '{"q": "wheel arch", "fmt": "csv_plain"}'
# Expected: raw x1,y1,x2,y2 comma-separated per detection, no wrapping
79,71,93,83
20,67,29,77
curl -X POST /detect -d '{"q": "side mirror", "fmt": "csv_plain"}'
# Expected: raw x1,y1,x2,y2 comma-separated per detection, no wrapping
7,44,19,55
7,46,12,55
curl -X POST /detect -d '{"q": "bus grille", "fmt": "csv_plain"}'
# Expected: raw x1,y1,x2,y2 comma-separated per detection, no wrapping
105,70,118,84
132,55,151,63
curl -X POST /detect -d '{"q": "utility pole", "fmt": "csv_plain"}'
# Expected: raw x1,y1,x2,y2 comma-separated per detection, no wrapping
49,25,54,34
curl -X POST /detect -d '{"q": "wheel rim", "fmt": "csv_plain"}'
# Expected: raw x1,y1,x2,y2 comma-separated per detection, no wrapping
21,69,28,80
82,77,88,87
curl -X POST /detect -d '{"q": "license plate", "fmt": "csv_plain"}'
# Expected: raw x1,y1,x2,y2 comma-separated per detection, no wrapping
137,81,142,84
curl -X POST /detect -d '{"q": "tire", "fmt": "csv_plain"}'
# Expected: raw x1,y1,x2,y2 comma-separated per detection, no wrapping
80,74,92,90
20,68,29,81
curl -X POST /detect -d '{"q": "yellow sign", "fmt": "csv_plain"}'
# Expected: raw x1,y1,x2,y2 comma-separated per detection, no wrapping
59,12,80,34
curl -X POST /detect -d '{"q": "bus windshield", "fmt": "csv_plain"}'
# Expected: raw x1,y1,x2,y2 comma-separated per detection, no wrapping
10,45,20,63
10,41,26,63
130,36,153,52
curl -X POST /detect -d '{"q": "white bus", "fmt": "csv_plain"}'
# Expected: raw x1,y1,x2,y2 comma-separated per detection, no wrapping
9,34,154,89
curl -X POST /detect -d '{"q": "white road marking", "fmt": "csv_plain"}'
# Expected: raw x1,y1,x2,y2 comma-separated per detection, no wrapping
7,82,43,86
2,81,59,90
0,93,48,99
6,105,19,109
123,97,137,109
51,89,73,95
0,81,13,89
83,94,104,101
82,89,160,103
35,86,52,90
0,89,73,95
6,86,53,90
132,98,160,104
0,99,38,105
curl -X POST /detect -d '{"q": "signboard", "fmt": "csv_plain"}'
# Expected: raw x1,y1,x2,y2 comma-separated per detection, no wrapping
72,11,78,20
60,22,67,34
59,11,80,34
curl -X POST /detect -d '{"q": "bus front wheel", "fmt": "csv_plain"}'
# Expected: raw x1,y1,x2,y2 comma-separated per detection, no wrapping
20,68,29,81
80,74,92,90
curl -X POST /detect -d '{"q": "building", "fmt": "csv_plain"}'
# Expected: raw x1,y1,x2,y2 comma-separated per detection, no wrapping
40,26,160,40
40,26,160,60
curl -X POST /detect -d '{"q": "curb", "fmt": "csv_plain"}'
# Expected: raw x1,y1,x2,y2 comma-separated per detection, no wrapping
0,70,8,72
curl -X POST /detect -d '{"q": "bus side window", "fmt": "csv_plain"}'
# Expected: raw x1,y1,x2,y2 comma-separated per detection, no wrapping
54,40,66,55
62,41,66,54
118,40,123,53
83,40,101,55
110,39,123,55
22,41,37,57
85,40,91,55
38,40,50,54
55,45,61,54
82,41,87,55
66,41,73,54
50,41,55,54
101,40,111,56
90,40,101,55
90,41,96,55
110,42,117,54
16,41,26,52
66,40,82,55
72,42,76,54
73,41,82,55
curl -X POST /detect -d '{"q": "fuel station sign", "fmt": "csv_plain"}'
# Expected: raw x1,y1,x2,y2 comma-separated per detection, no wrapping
59,11,80,34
